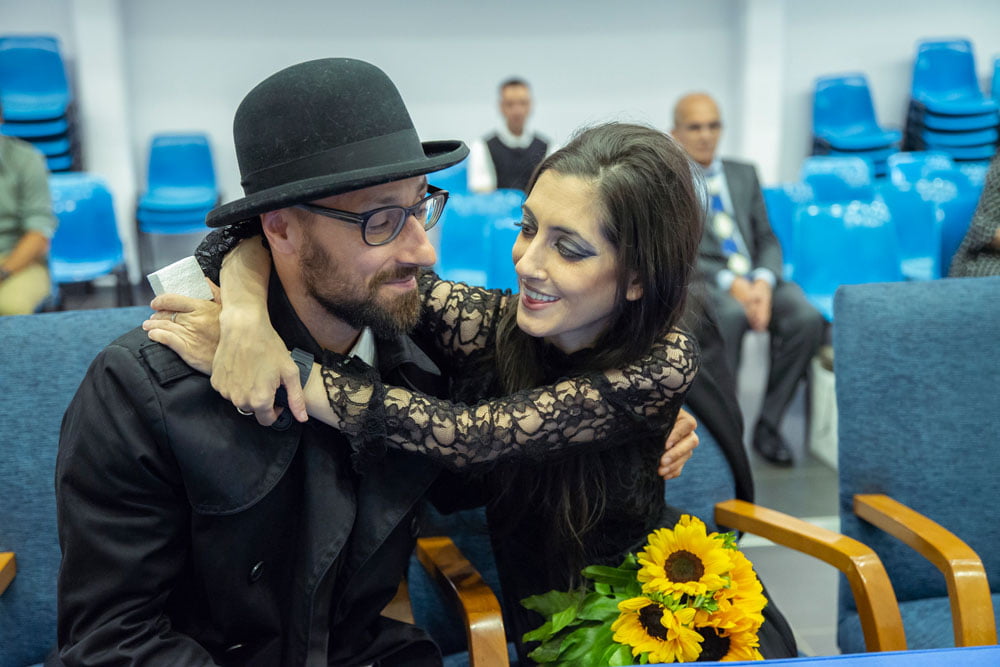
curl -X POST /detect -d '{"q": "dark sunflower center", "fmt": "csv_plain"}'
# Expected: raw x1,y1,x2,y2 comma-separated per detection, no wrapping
637,604,669,640
696,627,731,661
665,549,705,582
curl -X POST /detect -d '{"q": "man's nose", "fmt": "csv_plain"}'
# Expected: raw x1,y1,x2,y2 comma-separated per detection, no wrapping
394,214,437,267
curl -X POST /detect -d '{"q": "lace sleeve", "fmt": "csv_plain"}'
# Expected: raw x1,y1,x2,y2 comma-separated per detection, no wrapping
323,330,699,473
417,272,512,358
194,222,263,284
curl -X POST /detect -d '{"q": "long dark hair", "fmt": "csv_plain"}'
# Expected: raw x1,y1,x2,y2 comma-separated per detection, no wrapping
490,122,703,580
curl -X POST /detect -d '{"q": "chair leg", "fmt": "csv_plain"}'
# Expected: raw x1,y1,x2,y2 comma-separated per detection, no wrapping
115,266,134,307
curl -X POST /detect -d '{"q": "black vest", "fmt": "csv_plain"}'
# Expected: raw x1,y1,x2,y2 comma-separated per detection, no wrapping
486,134,547,192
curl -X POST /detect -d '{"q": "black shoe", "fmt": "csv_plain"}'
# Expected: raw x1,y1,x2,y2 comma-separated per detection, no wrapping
753,425,794,467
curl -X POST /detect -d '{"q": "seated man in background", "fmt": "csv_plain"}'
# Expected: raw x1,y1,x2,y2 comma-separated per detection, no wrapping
467,77,549,192
0,102,57,315
950,154,1000,277
672,92,825,467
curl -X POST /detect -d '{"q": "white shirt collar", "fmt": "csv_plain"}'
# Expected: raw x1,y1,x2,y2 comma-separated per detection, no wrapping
348,326,377,367
494,123,538,149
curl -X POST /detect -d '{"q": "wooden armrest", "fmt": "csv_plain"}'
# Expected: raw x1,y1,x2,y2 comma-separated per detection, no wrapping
415,536,508,667
715,499,906,652
854,493,998,647
0,552,15,596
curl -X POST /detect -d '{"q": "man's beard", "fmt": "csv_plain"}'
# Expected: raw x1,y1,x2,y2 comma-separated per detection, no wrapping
299,237,421,339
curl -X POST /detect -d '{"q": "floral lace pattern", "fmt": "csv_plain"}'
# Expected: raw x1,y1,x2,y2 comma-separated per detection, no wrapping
323,275,700,471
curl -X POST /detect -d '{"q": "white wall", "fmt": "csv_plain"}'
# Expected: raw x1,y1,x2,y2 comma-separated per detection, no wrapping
4,0,1000,278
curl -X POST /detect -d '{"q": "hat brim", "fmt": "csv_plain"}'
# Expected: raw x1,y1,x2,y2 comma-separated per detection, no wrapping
206,140,468,228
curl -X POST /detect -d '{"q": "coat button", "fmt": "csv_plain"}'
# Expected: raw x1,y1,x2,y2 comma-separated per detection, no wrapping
249,560,264,583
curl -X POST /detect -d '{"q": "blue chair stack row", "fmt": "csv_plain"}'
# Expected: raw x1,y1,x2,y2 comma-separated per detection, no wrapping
135,132,219,274
903,38,999,165
0,34,78,172
763,153,981,320
812,73,900,178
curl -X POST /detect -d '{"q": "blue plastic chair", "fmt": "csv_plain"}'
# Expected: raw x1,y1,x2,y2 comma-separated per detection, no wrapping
912,108,999,132
436,190,525,288
813,74,901,151
48,173,131,305
801,156,876,203
911,39,998,116
762,181,814,279
913,168,980,275
0,305,149,667
0,35,71,121
792,200,902,320
876,182,941,281
429,159,470,196
919,126,998,148
888,151,954,189
834,277,1000,651
138,133,218,213
0,116,68,139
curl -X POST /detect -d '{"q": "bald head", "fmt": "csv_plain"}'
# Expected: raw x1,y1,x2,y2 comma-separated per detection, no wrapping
671,93,722,168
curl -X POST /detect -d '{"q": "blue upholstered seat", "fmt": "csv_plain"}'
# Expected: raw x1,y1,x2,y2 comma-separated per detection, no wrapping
833,277,1000,653
0,306,149,667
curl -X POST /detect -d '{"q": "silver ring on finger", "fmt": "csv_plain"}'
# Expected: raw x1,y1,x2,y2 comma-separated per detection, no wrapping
236,406,253,416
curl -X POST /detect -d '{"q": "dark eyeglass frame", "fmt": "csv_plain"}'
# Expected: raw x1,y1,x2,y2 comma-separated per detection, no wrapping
295,185,449,246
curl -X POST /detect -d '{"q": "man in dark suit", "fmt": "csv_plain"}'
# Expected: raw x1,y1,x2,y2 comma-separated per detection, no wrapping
672,93,825,466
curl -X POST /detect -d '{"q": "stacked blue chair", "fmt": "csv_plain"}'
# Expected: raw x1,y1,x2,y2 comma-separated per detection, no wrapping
834,277,1000,652
135,133,218,273
791,200,902,320
887,151,954,189
904,39,999,163
762,181,814,279
800,155,876,203
812,73,901,178
49,172,131,306
0,35,77,172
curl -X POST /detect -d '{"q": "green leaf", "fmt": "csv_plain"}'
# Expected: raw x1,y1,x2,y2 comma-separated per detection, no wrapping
605,642,636,666
578,594,625,622
551,603,580,634
561,623,615,663
521,589,586,617
523,620,555,643
594,581,611,595
582,564,636,588
527,634,568,663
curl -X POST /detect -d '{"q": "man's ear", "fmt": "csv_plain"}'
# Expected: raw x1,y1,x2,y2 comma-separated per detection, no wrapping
626,273,643,301
261,209,297,255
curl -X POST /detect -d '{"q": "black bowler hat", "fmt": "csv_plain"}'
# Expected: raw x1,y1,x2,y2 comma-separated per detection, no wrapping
207,58,468,228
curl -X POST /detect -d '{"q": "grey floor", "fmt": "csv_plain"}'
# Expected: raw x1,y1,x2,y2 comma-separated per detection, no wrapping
58,287,844,657
737,332,842,657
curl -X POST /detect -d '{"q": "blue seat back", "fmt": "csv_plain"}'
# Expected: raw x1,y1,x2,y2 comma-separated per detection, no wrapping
833,277,1000,648
0,35,70,120
887,151,954,188
762,182,814,278
0,306,149,667
912,39,981,102
914,168,980,275
146,133,217,196
876,182,941,281
814,74,880,137
48,173,125,283
429,159,470,196
792,201,902,319
801,156,875,203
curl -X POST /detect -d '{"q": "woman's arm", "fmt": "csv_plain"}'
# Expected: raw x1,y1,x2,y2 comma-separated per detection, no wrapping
301,331,699,472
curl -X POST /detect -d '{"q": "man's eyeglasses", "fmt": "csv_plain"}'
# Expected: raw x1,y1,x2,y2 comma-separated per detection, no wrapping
296,185,449,246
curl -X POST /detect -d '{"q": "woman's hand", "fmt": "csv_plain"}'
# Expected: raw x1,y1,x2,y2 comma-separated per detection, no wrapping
658,408,699,480
143,281,222,375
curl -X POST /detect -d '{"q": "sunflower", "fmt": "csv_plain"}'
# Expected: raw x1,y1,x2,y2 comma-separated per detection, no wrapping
691,625,764,662
725,549,768,631
612,596,704,663
637,515,734,598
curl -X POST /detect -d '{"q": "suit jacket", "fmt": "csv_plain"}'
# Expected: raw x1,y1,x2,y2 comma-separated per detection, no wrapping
697,159,783,285
55,321,446,665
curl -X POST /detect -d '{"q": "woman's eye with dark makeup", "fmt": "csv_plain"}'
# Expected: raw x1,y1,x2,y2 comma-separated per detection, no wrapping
556,240,591,260
515,220,537,237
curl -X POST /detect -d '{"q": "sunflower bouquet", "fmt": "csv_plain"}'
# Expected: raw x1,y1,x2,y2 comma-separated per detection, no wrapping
521,515,767,664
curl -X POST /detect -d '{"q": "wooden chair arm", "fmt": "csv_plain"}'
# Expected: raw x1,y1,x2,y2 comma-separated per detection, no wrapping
415,536,509,667
715,499,907,652
0,552,15,596
854,493,998,647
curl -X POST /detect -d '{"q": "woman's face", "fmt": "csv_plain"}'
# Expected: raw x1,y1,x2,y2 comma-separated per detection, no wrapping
512,170,641,353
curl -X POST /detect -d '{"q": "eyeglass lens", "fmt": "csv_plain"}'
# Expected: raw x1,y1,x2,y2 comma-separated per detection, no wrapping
364,192,446,245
